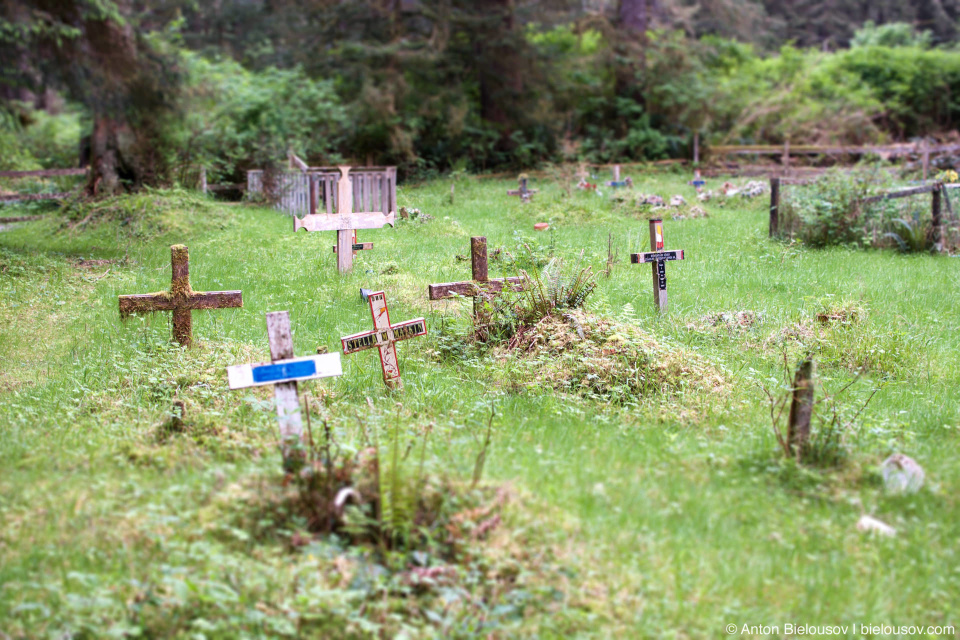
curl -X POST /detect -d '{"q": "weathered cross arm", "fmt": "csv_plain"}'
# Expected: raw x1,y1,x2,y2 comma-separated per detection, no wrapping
227,353,342,390
629,250,685,264
119,290,243,317
341,317,427,354
428,277,526,300
294,211,396,232
332,242,374,253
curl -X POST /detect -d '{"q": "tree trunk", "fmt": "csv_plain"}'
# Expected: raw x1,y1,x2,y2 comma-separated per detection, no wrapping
88,115,123,196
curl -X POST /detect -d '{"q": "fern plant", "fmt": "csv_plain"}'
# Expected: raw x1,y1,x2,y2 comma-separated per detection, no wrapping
883,214,931,252
516,252,598,325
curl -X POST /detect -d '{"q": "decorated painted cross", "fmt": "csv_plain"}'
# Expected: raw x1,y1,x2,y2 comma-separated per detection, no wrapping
227,311,342,461
606,165,633,188
294,166,394,273
118,244,242,346
507,176,538,203
428,236,525,319
688,170,706,192
341,291,426,390
630,218,685,312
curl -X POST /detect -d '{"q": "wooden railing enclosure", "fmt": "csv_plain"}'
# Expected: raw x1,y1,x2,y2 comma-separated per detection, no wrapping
246,167,397,217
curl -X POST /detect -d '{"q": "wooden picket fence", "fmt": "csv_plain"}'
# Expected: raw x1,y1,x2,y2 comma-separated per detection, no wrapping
246,167,397,217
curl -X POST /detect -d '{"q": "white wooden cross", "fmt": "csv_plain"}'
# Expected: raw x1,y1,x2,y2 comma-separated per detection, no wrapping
630,218,685,312
227,311,342,459
340,291,426,390
294,166,395,273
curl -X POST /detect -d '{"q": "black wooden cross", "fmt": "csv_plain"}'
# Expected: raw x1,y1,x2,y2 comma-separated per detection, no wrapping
630,219,685,312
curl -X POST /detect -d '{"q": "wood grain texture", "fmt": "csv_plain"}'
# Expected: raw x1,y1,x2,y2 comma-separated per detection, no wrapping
428,277,525,300
293,211,396,232
266,311,302,446
471,237,488,282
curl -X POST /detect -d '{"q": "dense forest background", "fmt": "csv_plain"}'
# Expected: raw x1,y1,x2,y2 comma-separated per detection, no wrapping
4,0,960,190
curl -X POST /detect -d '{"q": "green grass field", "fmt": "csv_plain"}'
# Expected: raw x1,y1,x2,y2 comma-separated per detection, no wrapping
1,173,958,638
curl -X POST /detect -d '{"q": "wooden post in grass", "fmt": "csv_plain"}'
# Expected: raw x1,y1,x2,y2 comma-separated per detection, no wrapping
293,166,395,273
341,291,426,390
630,219,685,313
932,183,944,253
428,236,526,320
787,356,815,458
227,311,342,461
118,245,243,346
769,177,781,238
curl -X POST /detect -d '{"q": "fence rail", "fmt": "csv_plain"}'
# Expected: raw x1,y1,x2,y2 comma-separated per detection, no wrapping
0,168,87,178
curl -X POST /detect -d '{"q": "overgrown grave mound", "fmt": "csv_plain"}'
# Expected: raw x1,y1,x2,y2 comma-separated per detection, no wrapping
432,251,726,403
58,188,232,239
491,309,726,401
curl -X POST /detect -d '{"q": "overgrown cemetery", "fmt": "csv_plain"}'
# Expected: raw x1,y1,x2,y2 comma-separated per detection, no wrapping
3,2,960,638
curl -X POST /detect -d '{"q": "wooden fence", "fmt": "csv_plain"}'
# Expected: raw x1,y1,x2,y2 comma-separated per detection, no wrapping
247,167,397,217
769,176,955,252
713,142,960,181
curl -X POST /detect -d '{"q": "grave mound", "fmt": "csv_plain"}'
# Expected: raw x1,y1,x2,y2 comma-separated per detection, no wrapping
493,310,726,401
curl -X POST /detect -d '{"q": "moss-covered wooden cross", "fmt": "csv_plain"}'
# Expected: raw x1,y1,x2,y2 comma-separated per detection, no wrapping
118,244,243,346
428,237,526,319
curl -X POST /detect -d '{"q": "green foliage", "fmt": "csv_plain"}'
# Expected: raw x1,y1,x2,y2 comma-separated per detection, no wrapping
178,55,347,181
851,21,933,49
779,169,935,250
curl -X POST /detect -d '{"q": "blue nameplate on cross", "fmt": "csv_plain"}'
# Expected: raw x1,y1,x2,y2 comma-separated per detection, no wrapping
252,359,317,383
227,353,343,390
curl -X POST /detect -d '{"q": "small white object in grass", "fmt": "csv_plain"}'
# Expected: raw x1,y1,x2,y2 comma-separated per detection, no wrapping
881,454,925,494
335,487,360,510
856,514,896,537
669,194,687,207
697,191,712,202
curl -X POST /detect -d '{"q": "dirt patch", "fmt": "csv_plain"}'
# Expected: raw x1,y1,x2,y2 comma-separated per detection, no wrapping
689,310,760,332
73,258,116,268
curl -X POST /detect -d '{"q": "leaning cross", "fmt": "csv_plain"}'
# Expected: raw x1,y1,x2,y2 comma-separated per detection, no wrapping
428,236,525,318
119,244,242,346
630,218,685,312
341,291,426,390
507,176,538,202
294,166,394,273
227,311,342,462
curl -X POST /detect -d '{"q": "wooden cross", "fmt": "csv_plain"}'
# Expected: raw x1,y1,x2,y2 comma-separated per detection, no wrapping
507,176,538,202
294,166,394,273
428,236,525,318
118,244,242,346
227,311,342,461
630,218,685,312
340,291,426,390
606,164,633,188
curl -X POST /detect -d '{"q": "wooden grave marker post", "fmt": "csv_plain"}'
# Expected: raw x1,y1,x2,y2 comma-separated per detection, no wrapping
118,244,242,346
630,219,685,312
507,175,538,202
428,236,526,320
294,166,395,273
606,164,633,188
341,291,426,390
227,311,342,462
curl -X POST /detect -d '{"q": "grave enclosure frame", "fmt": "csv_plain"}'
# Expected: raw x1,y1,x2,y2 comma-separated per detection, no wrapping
247,166,397,219
769,176,955,252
